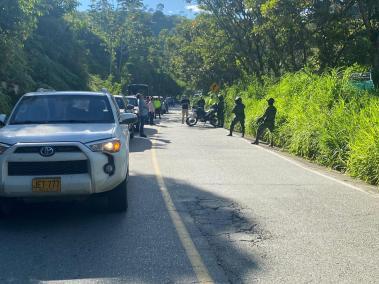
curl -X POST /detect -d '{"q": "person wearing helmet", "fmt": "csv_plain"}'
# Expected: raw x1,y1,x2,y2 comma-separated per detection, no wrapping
196,96,206,117
227,97,245,137
197,96,206,109
253,98,277,146
217,94,225,128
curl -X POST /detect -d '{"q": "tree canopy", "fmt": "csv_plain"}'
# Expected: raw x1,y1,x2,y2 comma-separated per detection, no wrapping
0,0,377,113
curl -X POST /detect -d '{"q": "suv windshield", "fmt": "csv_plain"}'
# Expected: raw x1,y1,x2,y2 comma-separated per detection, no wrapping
9,95,115,125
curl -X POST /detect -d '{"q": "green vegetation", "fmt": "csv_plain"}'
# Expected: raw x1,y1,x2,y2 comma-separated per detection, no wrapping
1,0,378,184
0,0,184,113
217,69,379,185
173,0,379,91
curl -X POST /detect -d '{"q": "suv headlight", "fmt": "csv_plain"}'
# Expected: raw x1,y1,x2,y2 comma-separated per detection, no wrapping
0,143,9,154
87,139,121,154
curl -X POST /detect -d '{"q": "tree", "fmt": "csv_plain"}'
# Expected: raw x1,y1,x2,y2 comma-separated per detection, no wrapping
356,0,379,86
187,0,378,84
164,15,241,91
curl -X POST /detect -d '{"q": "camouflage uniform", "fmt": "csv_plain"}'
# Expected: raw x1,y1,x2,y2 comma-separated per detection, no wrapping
254,105,277,145
229,101,245,137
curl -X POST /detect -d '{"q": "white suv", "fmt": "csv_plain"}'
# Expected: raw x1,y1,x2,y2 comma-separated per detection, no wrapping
0,91,137,213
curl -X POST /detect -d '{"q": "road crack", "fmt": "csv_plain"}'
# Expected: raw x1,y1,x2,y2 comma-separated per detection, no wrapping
183,197,271,283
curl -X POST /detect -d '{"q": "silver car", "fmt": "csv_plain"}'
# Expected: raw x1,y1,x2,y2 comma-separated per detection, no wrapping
0,91,137,213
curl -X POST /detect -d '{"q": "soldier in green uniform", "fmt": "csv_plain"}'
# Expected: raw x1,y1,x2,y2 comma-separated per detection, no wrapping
252,98,277,146
227,97,245,137
217,94,225,128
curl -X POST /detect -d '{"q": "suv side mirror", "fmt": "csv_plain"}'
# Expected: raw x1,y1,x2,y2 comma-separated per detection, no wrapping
120,113,137,125
126,104,135,110
0,114,7,127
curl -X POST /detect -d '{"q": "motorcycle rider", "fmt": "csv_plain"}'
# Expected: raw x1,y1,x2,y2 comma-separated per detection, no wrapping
196,96,205,117
227,97,245,137
217,94,225,128
197,96,206,110
252,98,277,146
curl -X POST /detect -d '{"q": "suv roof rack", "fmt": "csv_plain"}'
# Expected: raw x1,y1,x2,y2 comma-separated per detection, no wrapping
37,88,56,92
101,88,110,94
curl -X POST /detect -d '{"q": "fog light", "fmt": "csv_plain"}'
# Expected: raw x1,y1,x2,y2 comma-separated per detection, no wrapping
104,164,114,174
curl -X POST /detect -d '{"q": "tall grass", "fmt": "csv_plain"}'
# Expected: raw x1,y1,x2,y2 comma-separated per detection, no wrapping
219,68,379,185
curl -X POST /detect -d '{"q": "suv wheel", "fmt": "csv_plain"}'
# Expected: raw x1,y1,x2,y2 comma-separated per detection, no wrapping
107,175,128,212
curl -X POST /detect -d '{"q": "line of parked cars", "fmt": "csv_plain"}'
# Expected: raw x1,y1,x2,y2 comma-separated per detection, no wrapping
114,94,140,138
114,92,168,134
0,89,138,215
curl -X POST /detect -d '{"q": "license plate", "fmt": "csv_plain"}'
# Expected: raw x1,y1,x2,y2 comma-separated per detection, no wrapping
32,178,61,193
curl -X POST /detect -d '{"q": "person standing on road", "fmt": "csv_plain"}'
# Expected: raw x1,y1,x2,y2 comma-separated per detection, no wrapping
181,96,190,124
153,97,162,119
253,98,277,146
217,94,225,128
227,97,245,137
137,93,148,138
147,97,155,125
164,97,169,113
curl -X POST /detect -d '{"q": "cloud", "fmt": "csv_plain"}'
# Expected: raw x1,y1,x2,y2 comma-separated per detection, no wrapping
185,4,204,13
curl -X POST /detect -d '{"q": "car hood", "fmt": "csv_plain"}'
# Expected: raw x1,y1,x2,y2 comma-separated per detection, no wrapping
0,124,116,145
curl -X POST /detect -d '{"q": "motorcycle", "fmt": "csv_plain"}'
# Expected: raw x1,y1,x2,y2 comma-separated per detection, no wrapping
186,104,218,127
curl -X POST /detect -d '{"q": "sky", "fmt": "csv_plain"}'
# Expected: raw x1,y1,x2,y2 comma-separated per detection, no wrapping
79,0,201,17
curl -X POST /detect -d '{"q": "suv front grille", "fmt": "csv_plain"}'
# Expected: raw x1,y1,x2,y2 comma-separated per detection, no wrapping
8,161,88,176
14,146,81,154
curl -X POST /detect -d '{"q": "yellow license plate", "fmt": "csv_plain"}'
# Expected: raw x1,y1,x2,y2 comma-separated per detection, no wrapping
32,178,61,193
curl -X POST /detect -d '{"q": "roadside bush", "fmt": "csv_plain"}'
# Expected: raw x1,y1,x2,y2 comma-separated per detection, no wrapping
220,68,379,185
348,102,379,185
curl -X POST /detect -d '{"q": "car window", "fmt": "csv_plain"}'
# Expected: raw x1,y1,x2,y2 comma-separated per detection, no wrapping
115,97,126,109
10,95,115,124
110,95,121,120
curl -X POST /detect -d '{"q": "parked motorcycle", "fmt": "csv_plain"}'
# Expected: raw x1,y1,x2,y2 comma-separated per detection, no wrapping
186,104,218,127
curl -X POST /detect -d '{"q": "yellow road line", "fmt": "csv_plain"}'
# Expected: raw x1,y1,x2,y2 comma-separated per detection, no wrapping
151,129,214,284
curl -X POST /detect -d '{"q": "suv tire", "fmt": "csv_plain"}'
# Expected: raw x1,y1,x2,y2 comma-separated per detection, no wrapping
107,175,128,212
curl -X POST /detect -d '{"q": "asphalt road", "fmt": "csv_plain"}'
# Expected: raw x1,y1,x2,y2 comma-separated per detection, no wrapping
0,109,378,283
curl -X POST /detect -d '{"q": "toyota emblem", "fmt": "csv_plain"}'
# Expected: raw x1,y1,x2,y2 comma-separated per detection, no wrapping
40,146,55,157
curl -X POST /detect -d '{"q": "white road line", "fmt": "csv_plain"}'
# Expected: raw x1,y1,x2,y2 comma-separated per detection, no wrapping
241,138,378,198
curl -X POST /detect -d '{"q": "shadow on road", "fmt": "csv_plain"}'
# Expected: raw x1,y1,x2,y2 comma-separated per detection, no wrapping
0,174,262,283
161,175,265,283
130,127,171,153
